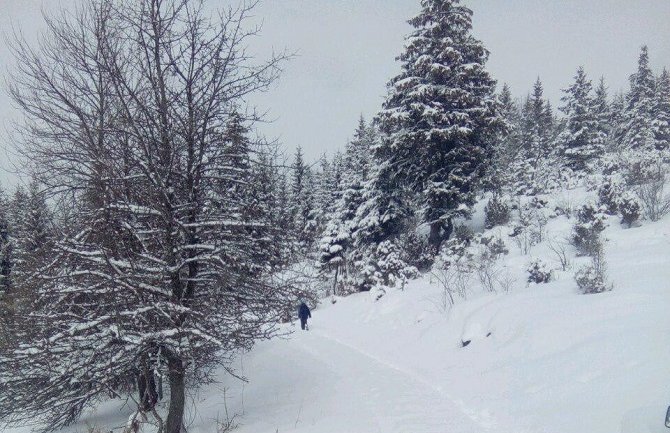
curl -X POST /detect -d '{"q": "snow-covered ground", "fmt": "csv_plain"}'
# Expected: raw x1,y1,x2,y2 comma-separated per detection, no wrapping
7,190,670,433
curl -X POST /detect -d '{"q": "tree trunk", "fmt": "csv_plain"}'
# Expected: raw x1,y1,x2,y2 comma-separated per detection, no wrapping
444,217,454,242
332,265,339,296
428,221,444,250
137,365,158,411
166,357,185,433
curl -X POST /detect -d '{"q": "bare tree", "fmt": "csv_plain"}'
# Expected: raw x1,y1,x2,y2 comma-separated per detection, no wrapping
0,1,290,433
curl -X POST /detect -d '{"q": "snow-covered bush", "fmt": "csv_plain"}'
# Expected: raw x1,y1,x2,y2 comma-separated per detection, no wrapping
484,195,510,229
622,150,664,186
431,238,476,308
597,180,622,215
617,193,641,227
574,248,611,294
527,259,552,284
432,234,510,304
528,196,549,209
635,170,670,221
453,224,475,244
479,235,509,261
509,203,548,254
399,230,436,272
368,240,418,291
571,203,607,256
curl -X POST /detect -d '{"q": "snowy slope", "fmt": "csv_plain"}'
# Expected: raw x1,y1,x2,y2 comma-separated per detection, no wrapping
7,193,670,433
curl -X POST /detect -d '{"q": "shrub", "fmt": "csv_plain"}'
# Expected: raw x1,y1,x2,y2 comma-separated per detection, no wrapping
597,180,622,215
574,248,611,294
370,241,418,290
453,224,475,245
479,236,509,261
529,196,548,209
575,265,609,294
527,259,552,284
431,239,475,309
623,151,663,186
635,170,670,221
547,238,572,271
400,231,436,271
509,204,548,254
572,203,607,256
617,193,641,227
484,195,511,229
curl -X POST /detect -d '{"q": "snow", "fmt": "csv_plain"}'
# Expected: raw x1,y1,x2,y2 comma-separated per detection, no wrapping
6,190,670,433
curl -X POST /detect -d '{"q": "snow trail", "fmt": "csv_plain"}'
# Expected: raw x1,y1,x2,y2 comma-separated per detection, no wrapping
284,327,497,433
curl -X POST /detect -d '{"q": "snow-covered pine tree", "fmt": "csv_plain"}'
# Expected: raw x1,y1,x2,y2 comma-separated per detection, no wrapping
652,68,670,151
0,186,10,349
622,46,656,150
316,155,334,219
592,77,612,153
0,187,12,298
0,2,289,432
9,181,52,292
221,111,284,272
290,147,319,251
520,79,554,160
253,151,291,267
487,83,521,194
331,150,345,202
609,92,628,152
374,0,501,249
319,117,375,293
514,78,559,194
558,66,598,171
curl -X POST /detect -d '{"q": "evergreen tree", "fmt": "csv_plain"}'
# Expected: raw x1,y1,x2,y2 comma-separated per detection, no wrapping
0,186,11,348
222,112,284,270
329,150,345,205
592,77,612,152
374,0,501,248
487,83,521,194
316,154,334,218
0,186,12,299
319,118,375,293
7,181,52,316
521,79,555,165
653,68,670,150
609,92,628,151
622,46,656,150
559,66,598,171
513,78,560,194
290,147,318,250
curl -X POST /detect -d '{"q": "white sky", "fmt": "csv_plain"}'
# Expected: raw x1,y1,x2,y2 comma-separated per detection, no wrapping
1,0,669,184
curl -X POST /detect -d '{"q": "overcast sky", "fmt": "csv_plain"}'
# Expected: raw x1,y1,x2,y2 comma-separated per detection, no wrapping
1,0,669,185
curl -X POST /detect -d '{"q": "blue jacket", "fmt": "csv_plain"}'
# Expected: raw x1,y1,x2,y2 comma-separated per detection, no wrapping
298,303,311,320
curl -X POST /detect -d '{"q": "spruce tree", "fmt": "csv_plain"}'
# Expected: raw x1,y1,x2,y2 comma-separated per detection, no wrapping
290,147,318,250
653,68,670,151
559,66,597,171
521,79,555,165
0,186,12,299
7,181,52,316
623,46,656,150
609,92,628,151
592,77,612,152
374,0,501,248
487,83,521,194
319,118,375,293
513,78,559,194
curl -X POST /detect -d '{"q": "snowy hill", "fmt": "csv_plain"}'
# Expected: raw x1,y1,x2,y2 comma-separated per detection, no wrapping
7,190,670,433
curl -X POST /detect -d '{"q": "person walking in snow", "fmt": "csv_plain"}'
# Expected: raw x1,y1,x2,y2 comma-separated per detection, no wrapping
298,301,311,330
